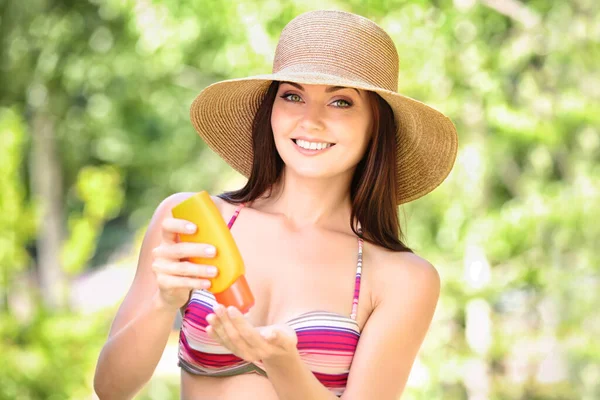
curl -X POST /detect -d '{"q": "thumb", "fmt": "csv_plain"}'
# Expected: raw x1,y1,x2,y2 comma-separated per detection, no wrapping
274,324,298,346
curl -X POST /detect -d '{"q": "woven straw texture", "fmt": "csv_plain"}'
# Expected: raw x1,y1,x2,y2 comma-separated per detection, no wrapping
190,9,458,205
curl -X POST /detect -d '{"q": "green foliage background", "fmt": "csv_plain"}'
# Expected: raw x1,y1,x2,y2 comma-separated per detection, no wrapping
0,0,598,399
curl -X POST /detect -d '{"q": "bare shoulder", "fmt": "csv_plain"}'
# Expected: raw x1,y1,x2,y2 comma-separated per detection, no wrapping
343,246,441,398
207,194,239,221
367,245,440,308
208,193,229,215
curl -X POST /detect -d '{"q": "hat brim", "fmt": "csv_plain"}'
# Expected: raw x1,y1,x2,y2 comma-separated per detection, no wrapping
190,72,458,204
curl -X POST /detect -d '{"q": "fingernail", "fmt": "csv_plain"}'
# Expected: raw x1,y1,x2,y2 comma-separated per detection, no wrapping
185,223,196,233
261,330,274,339
205,246,216,256
228,307,239,317
207,267,218,277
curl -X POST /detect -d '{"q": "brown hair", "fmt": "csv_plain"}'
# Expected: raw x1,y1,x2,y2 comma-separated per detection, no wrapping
218,81,412,253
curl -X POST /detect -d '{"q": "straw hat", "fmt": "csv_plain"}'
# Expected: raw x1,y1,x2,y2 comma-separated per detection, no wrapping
190,9,458,205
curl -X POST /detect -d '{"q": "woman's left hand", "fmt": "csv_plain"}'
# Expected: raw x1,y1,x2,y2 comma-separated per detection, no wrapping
206,304,298,363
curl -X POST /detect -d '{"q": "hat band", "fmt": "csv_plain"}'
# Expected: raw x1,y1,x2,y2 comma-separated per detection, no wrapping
271,64,394,92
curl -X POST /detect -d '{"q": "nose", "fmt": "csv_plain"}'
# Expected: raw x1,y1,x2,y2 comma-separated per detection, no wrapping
299,103,325,132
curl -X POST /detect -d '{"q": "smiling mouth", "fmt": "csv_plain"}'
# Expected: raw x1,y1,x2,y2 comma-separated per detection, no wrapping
291,139,336,150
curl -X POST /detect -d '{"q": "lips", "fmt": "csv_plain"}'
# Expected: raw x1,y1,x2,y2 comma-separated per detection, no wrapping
291,139,336,155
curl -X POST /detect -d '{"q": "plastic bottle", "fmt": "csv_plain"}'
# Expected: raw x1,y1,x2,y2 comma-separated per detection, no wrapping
171,191,255,313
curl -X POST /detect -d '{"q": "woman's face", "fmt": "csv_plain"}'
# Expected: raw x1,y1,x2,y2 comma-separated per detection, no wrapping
271,82,374,179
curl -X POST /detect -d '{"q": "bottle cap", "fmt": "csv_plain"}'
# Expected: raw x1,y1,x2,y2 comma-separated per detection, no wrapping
214,275,255,314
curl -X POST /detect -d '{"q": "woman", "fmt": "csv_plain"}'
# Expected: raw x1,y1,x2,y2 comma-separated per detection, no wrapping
94,9,458,400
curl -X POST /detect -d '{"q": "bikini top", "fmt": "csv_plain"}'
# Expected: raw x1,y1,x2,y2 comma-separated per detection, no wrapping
178,202,364,397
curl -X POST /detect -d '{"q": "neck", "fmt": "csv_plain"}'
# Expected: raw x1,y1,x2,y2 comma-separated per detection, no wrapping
254,167,355,233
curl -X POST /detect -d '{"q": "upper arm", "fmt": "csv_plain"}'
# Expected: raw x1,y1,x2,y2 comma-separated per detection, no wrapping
342,253,441,400
107,191,221,338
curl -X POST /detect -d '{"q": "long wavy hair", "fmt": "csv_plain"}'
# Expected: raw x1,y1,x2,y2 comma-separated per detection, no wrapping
218,81,412,252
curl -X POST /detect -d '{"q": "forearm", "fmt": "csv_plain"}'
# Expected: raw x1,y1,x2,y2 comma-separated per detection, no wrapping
94,293,177,399
262,351,339,400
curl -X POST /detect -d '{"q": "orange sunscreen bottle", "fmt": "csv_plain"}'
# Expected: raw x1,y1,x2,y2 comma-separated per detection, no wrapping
171,191,254,313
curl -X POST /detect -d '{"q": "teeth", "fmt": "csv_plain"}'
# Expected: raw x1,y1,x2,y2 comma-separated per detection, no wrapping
296,139,332,150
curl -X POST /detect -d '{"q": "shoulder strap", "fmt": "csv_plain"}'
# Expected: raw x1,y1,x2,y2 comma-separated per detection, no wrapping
226,203,245,229
350,226,364,321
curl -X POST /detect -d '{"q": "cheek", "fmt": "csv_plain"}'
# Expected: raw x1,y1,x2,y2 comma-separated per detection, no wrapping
270,104,292,138
354,109,374,152
338,116,372,149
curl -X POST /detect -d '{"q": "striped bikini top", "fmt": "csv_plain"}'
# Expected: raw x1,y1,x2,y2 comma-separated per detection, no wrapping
178,202,365,397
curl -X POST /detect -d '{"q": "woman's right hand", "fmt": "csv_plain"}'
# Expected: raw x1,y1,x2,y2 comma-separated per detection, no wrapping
151,216,218,310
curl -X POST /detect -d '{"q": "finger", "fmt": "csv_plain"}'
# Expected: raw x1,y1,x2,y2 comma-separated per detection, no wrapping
154,273,211,291
213,304,252,354
260,325,296,350
161,217,197,243
259,326,282,347
227,306,267,349
205,313,229,342
152,259,218,279
207,307,239,352
205,319,220,340
152,242,217,260
259,326,277,341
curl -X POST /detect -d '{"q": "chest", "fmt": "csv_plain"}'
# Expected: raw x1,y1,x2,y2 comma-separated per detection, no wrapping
229,221,365,328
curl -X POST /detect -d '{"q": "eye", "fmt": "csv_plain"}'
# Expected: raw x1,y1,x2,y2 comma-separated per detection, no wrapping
280,93,302,103
332,99,352,108
279,92,353,108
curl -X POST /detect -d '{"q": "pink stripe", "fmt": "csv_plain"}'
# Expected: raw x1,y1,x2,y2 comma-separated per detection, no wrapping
226,203,245,228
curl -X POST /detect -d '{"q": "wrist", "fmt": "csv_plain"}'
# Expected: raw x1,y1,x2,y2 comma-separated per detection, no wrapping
262,347,301,371
151,291,180,314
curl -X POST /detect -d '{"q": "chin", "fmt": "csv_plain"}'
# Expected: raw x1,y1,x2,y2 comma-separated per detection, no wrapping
283,163,344,180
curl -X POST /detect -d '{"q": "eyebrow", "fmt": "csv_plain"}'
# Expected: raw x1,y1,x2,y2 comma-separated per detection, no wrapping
280,81,361,96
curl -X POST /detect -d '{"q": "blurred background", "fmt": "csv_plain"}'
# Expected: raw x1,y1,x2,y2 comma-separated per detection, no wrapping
1,0,599,399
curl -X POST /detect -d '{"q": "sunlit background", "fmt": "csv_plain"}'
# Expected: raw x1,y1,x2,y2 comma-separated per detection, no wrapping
1,0,599,399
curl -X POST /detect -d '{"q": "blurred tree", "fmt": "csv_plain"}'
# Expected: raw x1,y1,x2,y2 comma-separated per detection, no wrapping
0,0,308,308
0,108,35,313
0,0,138,308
